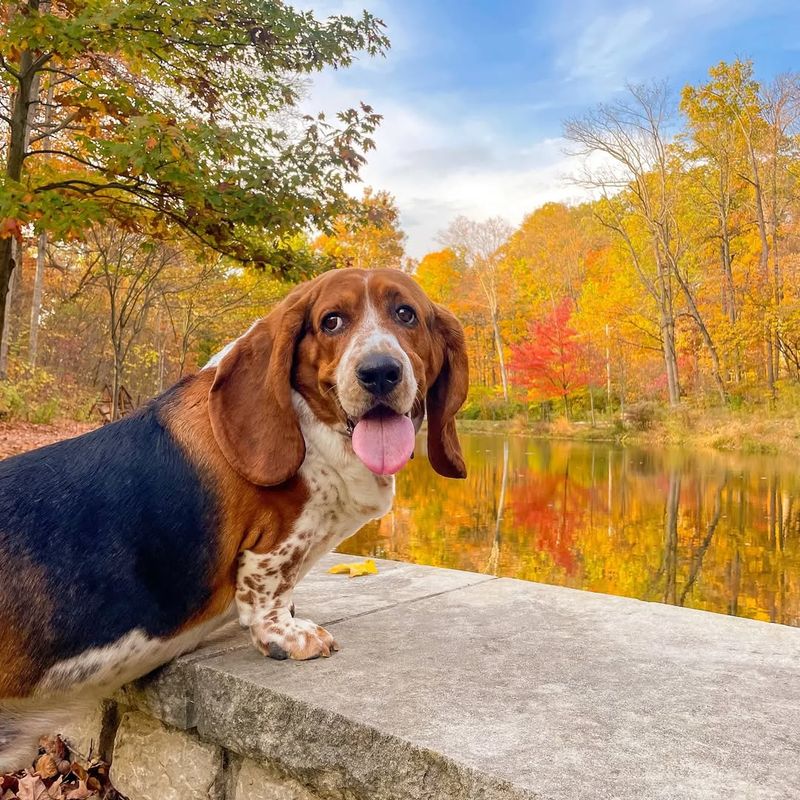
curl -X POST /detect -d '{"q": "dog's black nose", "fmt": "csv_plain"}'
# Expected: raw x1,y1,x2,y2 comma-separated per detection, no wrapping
356,355,403,396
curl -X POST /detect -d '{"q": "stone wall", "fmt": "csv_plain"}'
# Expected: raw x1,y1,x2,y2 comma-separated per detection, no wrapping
57,554,800,800
63,706,321,800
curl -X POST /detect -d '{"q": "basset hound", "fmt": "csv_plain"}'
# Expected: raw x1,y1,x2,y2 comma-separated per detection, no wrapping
0,268,468,769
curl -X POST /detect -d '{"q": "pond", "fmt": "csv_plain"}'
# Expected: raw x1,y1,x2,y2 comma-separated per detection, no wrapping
338,433,800,627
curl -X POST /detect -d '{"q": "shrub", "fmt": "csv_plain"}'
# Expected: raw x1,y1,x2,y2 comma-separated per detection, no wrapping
0,363,63,423
460,386,528,420
623,401,659,431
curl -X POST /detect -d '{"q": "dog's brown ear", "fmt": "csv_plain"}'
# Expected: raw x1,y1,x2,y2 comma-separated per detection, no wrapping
426,304,469,479
208,294,308,486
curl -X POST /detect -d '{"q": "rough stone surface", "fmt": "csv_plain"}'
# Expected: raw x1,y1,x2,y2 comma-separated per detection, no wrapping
192,574,800,800
123,554,490,730
119,556,800,800
111,712,223,800
232,758,321,800
295,553,494,625
59,701,106,760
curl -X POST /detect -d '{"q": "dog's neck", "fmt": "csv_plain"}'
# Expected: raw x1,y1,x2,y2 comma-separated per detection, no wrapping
292,391,392,488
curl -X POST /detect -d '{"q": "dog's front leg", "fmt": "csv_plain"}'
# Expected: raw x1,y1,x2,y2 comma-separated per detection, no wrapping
235,547,338,661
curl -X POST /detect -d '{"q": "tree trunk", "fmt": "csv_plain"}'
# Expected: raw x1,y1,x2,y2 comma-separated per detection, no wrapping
0,240,19,378
671,268,727,404
28,77,55,367
28,230,47,367
0,11,38,358
491,312,509,402
766,336,776,399
661,311,680,406
111,352,122,421
720,226,737,324
748,143,775,398
605,324,612,414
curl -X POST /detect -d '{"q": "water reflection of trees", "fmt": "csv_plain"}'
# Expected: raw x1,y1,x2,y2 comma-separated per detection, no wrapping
340,435,800,626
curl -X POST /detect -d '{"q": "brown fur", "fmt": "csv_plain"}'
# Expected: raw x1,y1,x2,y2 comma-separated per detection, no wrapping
162,370,310,634
0,557,52,696
166,268,469,636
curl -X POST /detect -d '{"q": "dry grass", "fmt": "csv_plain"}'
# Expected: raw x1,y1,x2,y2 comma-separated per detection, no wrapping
458,408,800,455
632,409,800,455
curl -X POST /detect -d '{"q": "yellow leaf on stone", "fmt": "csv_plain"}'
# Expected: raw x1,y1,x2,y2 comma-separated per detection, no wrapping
328,559,378,578
347,559,378,577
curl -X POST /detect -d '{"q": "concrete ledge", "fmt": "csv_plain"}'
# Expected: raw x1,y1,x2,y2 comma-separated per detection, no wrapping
67,555,800,800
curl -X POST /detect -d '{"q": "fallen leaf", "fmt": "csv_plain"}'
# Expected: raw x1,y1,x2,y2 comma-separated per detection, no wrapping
327,559,378,578
34,756,58,780
65,780,91,799
46,776,63,799
17,772,48,800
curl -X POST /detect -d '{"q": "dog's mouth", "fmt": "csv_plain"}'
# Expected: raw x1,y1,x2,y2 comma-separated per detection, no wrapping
345,405,416,475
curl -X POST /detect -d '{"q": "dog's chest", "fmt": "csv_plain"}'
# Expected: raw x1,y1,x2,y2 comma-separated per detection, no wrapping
298,442,394,544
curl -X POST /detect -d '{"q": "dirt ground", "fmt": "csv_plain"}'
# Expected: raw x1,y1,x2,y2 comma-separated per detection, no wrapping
0,420,98,459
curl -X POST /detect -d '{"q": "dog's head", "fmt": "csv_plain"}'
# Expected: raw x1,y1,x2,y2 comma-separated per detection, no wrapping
207,268,469,486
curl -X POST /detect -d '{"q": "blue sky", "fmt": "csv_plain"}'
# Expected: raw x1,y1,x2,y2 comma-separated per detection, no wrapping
306,0,800,258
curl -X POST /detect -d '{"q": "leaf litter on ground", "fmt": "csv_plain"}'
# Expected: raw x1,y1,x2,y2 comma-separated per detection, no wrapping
0,736,126,800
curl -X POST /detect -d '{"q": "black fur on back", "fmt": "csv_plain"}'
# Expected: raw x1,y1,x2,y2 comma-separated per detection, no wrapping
0,388,219,667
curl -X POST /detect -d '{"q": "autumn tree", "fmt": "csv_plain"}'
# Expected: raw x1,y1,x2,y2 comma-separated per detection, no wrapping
681,61,800,395
0,0,389,355
78,226,183,419
413,248,460,304
314,187,407,270
510,298,591,419
565,82,727,405
439,216,513,401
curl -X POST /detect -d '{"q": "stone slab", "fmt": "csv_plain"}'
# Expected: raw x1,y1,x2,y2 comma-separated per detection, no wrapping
192,575,800,800
59,701,106,761
120,554,491,729
295,552,495,625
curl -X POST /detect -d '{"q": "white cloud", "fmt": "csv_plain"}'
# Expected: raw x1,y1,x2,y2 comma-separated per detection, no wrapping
298,0,787,260
548,0,765,92
304,72,592,259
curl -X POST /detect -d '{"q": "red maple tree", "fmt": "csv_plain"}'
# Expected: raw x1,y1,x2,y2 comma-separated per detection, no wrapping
510,298,591,418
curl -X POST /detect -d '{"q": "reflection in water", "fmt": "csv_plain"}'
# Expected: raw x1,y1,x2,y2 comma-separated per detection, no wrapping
339,434,800,626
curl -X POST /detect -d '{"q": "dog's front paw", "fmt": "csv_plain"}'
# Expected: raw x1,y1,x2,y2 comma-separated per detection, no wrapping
250,616,339,660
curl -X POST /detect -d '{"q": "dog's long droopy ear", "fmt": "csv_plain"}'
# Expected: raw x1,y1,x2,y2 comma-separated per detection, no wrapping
208,295,308,486
426,305,469,479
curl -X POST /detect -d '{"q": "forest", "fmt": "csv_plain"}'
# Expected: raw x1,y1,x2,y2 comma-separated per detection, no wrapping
2,1,800,439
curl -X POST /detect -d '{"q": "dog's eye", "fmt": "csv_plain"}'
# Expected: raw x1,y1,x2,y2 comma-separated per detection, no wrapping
321,313,345,333
396,305,417,326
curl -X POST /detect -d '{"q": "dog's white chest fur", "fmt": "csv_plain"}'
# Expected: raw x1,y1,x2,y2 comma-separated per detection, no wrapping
295,392,395,530
233,394,395,639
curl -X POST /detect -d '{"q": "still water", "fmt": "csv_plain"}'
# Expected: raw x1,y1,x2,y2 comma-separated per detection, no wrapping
339,433,800,627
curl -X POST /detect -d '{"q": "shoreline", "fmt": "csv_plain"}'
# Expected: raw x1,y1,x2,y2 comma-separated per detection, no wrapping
1,411,798,461
455,411,800,456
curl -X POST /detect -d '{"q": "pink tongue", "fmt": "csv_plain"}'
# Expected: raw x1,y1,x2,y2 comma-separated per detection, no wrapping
352,412,416,475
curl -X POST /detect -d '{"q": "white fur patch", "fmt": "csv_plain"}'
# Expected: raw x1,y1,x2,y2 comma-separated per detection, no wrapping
234,392,395,657
1,609,233,770
203,320,259,370
35,611,233,699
